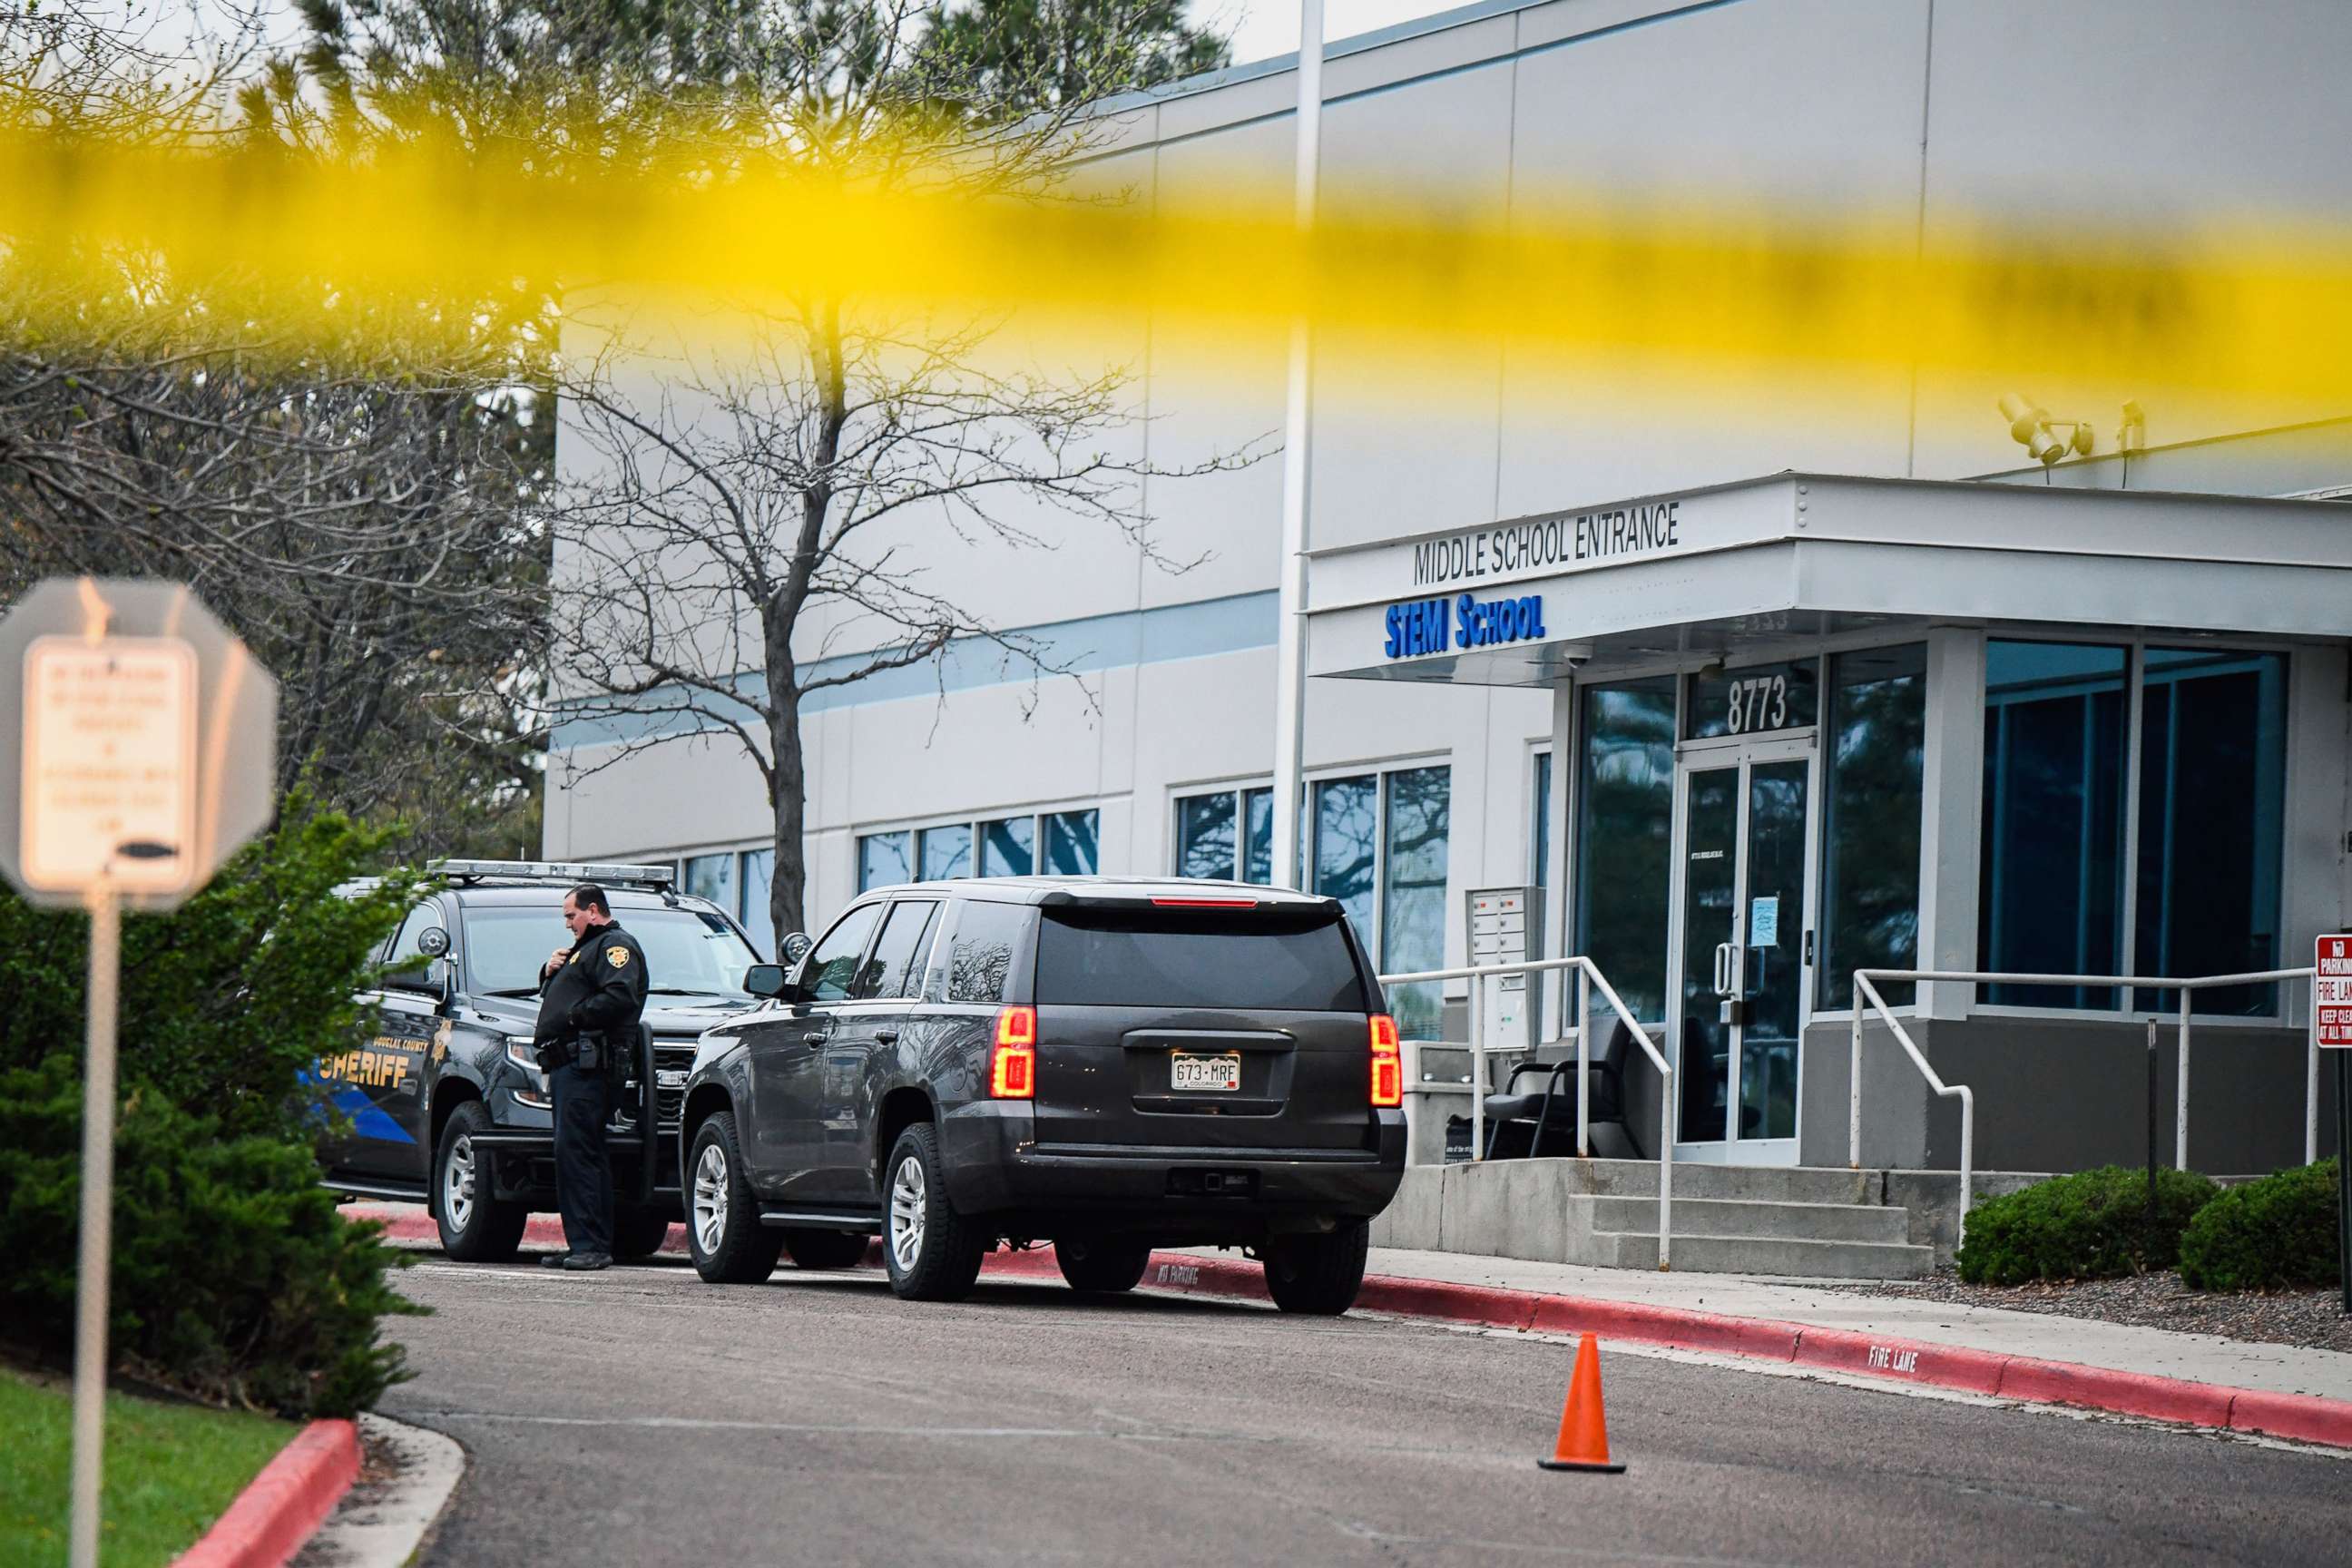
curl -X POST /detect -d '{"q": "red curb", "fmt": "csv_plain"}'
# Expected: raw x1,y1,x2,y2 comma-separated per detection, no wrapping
2227,1387,2352,1447
1995,1356,2236,1428
353,1202,2352,1449
174,1418,358,1568
1789,1327,2009,1396
1528,1296,1803,1362
352,1205,687,1256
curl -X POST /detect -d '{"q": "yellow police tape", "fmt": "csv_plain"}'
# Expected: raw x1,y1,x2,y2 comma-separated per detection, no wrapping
4,131,2349,401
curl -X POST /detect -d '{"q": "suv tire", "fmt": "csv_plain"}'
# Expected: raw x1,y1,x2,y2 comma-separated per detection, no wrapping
1054,1239,1152,1294
1262,1219,1370,1316
433,1101,529,1262
612,1205,674,1262
782,1229,869,1270
687,1112,784,1284
883,1122,988,1301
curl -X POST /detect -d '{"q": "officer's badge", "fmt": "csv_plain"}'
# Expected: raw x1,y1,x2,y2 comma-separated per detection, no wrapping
607,946,632,968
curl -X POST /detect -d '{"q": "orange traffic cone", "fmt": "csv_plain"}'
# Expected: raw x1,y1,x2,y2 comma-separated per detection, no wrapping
1537,1333,1626,1473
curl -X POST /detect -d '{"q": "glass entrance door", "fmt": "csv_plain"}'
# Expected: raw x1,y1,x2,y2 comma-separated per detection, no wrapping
1671,742,1813,1164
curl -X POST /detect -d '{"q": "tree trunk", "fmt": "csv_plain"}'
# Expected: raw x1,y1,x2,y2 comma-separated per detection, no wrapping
766,661,808,944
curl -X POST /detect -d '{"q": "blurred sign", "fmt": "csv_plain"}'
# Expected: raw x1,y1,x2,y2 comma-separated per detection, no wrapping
0,578,278,912
22,636,199,897
2315,936,2352,1049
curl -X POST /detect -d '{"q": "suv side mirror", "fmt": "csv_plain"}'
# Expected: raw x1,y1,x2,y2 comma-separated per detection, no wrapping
744,964,789,999
383,961,449,1005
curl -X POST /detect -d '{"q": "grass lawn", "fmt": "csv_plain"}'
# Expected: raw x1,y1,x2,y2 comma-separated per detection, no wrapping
0,1366,296,1568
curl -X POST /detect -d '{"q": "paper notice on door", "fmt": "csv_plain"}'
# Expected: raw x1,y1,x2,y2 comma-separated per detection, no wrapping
1749,896,1779,948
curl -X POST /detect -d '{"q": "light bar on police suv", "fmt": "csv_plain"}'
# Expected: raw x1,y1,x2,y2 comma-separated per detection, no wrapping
433,858,677,889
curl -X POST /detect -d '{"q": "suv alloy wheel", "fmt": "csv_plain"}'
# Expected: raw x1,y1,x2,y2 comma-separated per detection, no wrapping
882,1123,988,1301
433,1101,529,1262
686,1112,785,1284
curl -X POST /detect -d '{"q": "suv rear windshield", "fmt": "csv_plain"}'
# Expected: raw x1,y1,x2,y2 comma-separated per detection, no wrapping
1034,906,1367,1012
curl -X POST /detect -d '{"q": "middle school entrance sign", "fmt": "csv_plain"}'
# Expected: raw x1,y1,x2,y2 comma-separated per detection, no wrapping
1303,472,2352,688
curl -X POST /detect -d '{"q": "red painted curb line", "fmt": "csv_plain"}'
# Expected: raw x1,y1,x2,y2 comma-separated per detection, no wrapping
353,1206,687,1256
174,1418,358,1568
351,1204,2352,1449
995,1249,2352,1448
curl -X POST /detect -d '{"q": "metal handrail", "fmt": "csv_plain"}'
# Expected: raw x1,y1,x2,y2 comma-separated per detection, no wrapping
1849,966,2321,1242
1379,956,1677,1270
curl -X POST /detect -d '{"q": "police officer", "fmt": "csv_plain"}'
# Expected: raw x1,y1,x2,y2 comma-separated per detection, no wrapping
532,883,649,1271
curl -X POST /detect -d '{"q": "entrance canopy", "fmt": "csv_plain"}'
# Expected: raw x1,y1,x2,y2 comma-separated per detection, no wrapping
1307,474,2352,686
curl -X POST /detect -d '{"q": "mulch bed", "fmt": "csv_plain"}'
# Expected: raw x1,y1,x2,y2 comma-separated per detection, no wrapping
1823,1269,2352,1355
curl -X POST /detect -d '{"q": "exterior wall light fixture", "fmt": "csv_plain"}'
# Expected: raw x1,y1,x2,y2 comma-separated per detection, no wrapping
1997,391,2098,466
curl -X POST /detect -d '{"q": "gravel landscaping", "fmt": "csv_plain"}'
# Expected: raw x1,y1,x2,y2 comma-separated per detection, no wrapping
1823,1269,2352,1355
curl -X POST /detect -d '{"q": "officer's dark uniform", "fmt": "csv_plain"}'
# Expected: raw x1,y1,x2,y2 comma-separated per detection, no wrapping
533,921,649,1264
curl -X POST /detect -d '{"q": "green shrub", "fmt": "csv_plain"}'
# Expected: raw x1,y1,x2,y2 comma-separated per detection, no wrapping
1955,1165,2220,1284
0,799,426,1416
0,1066,420,1416
2177,1159,2341,1291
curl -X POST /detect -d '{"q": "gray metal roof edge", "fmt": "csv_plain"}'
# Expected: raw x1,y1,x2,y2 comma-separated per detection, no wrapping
1303,467,2352,561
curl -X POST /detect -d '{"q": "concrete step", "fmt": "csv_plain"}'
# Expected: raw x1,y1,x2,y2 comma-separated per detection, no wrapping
1592,1230,1936,1279
1583,1194,1913,1244
1571,1158,1877,1207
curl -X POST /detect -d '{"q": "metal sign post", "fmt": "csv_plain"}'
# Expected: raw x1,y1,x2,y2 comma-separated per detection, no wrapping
2313,935,2352,1316
1,578,278,1568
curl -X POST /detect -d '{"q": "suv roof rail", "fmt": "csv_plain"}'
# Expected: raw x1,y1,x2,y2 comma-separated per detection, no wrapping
433,858,677,891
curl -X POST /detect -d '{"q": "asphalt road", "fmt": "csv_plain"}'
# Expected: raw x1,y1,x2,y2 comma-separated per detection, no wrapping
380,1250,2350,1567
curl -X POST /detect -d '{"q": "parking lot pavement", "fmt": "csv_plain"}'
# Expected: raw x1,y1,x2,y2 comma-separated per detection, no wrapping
379,1253,2350,1567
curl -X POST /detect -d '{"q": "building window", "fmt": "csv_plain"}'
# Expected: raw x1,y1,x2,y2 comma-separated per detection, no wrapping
919,824,972,882
2133,649,2287,1014
1980,641,2132,1009
1818,645,1926,1009
682,851,737,915
1173,786,1276,883
858,830,914,893
980,816,1034,877
1379,768,1451,1038
1044,810,1100,875
1530,750,1553,888
740,847,776,958
1574,677,1676,1023
860,807,1096,892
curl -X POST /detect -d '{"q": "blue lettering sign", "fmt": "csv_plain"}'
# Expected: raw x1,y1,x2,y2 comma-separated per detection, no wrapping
1384,593,1546,659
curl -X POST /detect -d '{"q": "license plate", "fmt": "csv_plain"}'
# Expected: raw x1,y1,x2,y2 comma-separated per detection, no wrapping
655,1068,688,1090
1171,1052,1241,1093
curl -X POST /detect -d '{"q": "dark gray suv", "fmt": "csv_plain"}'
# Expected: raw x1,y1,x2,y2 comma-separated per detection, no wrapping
676,877,1408,1312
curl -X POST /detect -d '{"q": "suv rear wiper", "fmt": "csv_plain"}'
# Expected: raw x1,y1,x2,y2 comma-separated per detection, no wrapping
482,985,541,997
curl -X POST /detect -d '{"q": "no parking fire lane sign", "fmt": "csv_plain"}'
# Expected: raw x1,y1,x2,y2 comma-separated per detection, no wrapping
2317,936,2352,1049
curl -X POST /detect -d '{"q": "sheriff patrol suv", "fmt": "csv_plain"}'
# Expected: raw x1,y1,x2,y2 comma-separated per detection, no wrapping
319,859,769,1261
678,877,1407,1311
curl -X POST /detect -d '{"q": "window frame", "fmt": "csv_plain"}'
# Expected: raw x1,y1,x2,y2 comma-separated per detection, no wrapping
1170,755,1453,978
1167,778,1275,884
1971,631,2296,1026
856,801,1102,893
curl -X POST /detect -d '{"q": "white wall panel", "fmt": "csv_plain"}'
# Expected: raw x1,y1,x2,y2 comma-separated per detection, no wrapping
1908,0,2352,478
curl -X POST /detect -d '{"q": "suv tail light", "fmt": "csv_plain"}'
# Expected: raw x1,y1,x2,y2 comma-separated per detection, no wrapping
990,1005,1037,1099
1369,1014,1403,1108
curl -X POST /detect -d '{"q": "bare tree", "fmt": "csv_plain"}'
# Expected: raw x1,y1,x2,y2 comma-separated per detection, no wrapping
554,287,1257,933
535,3,1262,939
2,2,554,854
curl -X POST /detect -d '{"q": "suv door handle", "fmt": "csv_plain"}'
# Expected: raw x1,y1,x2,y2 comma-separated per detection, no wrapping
874,1029,900,1044
802,1031,831,1047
